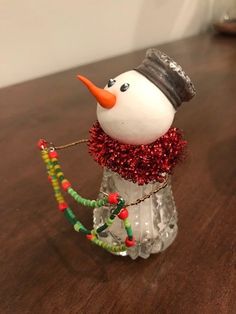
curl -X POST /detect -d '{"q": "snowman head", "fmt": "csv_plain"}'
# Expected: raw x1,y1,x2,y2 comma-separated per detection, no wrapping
78,49,195,145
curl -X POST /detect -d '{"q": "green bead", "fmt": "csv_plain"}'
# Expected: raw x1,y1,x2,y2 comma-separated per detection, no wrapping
75,195,81,203
67,208,76,218
90,200,96,208
74,221,81,232
80,228,90,235
78,196,83,202
75,193,81,199
73,191,79,197
113,246,120,253
97,199,103,207
96,223,108,233
113,207,121,215
68,188,75,196
126,227,133,237
92,238,100,246
124,219,131,228
64,208,77,225
91,229,97,236
79,223,89,233
67,187,73,194
106,217,113,226
85,199,91,207
118,198,125,208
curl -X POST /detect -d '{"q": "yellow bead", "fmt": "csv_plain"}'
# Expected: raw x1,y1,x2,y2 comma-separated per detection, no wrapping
55,191,62,195
56,197,64,202
55,191,62,196
55,194,63,199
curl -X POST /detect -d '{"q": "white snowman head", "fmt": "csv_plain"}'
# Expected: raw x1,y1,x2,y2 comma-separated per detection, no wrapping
78,49,195,145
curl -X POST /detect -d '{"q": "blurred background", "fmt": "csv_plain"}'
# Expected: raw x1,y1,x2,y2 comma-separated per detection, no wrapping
0,0,235,88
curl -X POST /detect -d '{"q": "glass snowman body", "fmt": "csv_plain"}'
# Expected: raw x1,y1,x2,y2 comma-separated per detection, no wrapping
94,168,178,259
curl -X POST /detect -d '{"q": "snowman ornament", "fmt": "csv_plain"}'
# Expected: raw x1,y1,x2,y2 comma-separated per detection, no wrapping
78,49,195,259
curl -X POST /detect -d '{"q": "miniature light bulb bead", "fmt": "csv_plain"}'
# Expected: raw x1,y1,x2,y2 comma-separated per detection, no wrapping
58,202,68,212
49,151,58,159
125,237,136,247
118,208,129,220
108,192,119,204
61,180,71,191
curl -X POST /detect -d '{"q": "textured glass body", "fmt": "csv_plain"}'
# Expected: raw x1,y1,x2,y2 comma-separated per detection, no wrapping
94,169,178,259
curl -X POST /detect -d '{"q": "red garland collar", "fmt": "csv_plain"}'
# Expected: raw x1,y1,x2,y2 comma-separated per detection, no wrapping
88,122,187,185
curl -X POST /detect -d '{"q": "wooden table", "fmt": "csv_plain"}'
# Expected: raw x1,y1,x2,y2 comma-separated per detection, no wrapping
0,33,235,314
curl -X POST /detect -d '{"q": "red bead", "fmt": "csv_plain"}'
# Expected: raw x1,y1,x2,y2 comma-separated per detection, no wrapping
37,139,47,150
48,176,52,182
118,208,128,220
61,180,71,191
58,202,68,212
86,234,93,240
125,237,135,247
49,151,58,159
108,192,119,204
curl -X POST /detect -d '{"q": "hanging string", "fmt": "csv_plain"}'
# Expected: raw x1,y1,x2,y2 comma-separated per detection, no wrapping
54,139,88,150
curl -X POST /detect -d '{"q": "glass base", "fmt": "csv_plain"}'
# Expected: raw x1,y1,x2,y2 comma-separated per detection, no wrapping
94,169,178,259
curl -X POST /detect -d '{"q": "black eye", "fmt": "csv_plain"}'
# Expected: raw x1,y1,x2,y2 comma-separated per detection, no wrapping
107,79,116,87
120,83,130,92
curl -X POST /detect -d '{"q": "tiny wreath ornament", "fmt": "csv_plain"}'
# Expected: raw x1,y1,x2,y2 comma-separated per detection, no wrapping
38,48,195,259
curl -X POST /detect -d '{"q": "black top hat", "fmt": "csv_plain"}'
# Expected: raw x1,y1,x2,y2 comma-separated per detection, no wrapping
134,48,196,109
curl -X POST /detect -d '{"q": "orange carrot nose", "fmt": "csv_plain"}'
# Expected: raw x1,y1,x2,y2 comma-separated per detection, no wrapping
77,75,116,109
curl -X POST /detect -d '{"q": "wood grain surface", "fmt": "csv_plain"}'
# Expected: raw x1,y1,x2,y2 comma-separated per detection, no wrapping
0,33,235,314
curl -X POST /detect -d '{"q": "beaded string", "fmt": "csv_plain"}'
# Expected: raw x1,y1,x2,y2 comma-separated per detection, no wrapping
38,139,135,253
52,138,169,206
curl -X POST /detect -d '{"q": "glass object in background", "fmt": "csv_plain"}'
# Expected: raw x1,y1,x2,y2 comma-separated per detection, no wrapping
93,169,178,259
212,0,236,34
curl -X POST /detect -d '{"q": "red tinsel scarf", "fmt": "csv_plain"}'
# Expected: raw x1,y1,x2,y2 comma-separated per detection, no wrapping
88,121,187,185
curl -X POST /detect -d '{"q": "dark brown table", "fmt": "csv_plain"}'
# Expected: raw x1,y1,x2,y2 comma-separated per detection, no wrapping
1,33,236,314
